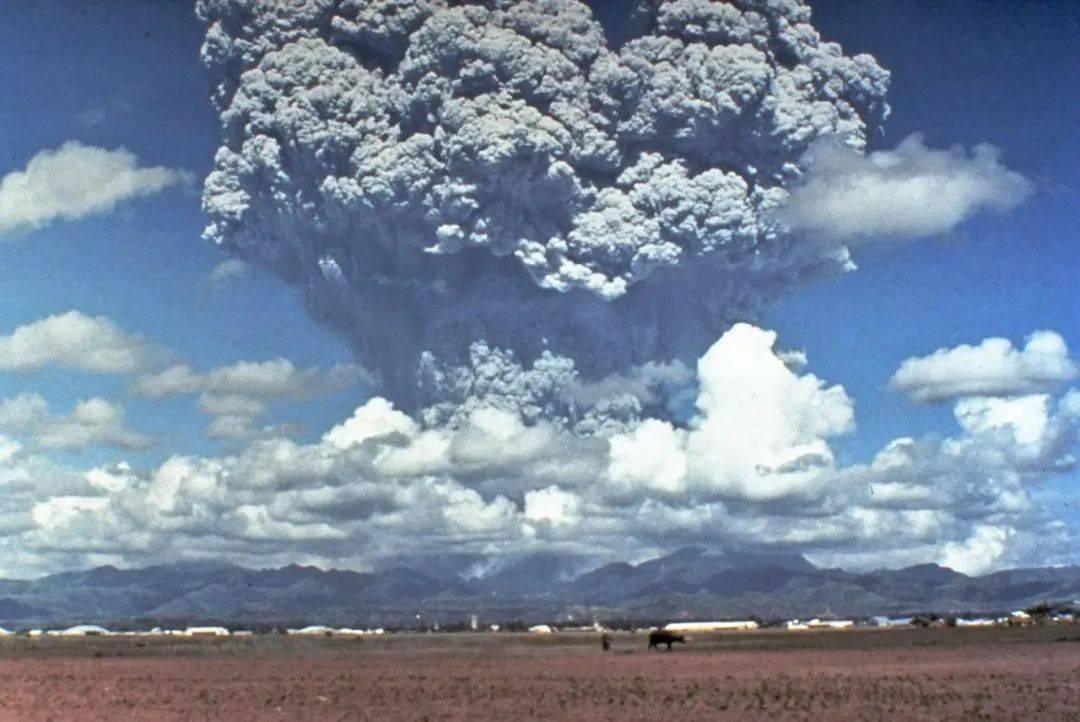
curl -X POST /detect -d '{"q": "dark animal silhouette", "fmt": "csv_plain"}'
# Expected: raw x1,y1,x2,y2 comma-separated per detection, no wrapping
601,633,611,651
648,630,686,651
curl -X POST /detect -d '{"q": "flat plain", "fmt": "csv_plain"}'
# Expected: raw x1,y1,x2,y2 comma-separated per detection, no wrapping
0,625,1078,721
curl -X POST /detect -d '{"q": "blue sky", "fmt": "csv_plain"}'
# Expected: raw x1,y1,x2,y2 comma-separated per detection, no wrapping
0,1,1076,575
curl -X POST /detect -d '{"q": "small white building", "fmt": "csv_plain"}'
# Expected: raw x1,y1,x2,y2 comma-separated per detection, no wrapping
336,627,384,636
184,626,230,637
664,620,759,632
57,624,110,637
528,624,554,634
870,616,912,627
288,625,335,636
955,618,997,627
785,618,854,630
0,627,12,636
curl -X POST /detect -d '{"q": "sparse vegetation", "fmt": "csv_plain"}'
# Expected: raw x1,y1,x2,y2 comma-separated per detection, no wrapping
0,626,1078,720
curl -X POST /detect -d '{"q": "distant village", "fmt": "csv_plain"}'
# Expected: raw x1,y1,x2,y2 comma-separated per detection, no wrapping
2,602,1076,640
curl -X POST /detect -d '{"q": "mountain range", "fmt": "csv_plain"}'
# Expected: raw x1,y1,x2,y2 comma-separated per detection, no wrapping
2,548,1078,629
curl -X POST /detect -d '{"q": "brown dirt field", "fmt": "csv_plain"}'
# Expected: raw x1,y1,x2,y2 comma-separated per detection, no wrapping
0,627,1078,721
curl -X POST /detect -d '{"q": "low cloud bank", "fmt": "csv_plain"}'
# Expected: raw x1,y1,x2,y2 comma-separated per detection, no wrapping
2,324,1075,578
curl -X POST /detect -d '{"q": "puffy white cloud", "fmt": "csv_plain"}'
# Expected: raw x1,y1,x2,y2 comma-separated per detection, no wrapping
777,134,1032,242
607,419,688,497
0,311,150,374
84,462,137,493
0,433,125,574
955,395,1052,449
606,324,853,502
952,392,1080,471
941,525,1013,576
135,358,370,439
0,141,191,235
890,331,1077,403
0,393,153,451
685,324,854,499
323,397,417,450
32,496,110,533
523,485,583,528
0,393,48,430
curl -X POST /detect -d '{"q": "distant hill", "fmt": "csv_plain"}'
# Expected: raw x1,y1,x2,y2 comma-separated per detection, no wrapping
1,548,1078,628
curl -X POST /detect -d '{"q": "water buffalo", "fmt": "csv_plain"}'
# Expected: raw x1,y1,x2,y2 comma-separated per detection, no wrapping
648,630,686,651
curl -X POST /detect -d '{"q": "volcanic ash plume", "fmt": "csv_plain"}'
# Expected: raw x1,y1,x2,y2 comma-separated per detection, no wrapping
197,0,889,406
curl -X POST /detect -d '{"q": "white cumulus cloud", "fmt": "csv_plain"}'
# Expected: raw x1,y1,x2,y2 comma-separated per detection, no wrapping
0,311,151,375
135,358,370,439
0,393,153,451
890,330,1077,403
0,141,191,236
778,134,1031,242
941,525,1013,576
607,324,854,502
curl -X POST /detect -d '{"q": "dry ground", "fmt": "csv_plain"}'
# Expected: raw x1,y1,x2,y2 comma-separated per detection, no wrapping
0,625,1077,721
